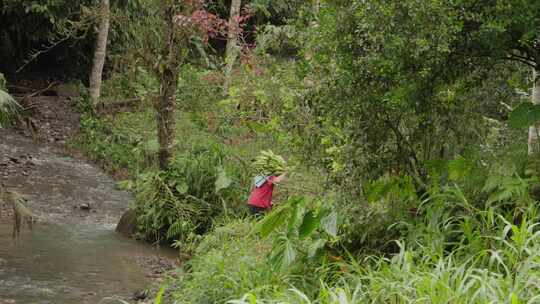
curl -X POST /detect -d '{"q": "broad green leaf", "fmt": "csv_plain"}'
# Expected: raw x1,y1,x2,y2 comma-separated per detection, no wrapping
176,182,189,195
299,210,320,239
218,98,239,107
215,167,232,193
282,237,297,267
248,293,257,304
448,156,471,181
270,235,297,270
246,121,268,133
508,102,540,129
321,211,338,237
308,239,327,258
287,197,305,235
252,206,290,238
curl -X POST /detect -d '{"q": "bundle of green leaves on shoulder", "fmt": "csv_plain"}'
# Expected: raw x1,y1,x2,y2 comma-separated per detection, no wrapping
251,150,288,176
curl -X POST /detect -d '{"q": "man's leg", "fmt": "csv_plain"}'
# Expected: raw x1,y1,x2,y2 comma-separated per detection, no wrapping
248,205,266,216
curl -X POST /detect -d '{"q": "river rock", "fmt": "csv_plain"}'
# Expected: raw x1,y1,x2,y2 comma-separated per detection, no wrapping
116,209,138,238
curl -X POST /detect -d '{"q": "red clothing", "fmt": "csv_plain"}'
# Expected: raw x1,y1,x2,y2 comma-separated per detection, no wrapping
247,176,277,209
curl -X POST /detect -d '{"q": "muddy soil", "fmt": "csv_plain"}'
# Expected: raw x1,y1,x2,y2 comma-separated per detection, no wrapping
8,81,81,145
0,129,130,225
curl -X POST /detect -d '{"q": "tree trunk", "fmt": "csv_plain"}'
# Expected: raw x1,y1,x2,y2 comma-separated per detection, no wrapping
89,0,110,111
223,0,241,95
528,69,540,154
313,0,320,15
304,0,319,63
156,5,181,171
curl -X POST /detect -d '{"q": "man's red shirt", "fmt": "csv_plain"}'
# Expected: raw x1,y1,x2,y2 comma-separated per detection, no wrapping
247,176,277,209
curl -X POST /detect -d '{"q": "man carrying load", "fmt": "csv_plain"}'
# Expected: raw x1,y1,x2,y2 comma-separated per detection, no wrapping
247,150,288,215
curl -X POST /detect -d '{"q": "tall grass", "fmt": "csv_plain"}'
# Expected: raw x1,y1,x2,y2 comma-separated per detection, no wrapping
226,173,540,303
171,220,292,303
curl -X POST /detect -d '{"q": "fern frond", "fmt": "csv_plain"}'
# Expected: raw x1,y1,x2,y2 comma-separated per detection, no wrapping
166,220,184,240
483,175,530,205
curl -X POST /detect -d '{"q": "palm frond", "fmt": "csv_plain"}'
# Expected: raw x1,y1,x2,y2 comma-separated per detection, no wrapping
0,88,21,128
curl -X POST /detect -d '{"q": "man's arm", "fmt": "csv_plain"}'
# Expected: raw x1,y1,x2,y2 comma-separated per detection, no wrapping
273,173,287,184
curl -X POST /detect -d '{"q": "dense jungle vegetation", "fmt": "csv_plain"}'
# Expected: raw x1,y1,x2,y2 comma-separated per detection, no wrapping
3,0,540,303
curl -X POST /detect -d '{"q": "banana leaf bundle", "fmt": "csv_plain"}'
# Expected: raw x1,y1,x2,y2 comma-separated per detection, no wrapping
252,150,288,176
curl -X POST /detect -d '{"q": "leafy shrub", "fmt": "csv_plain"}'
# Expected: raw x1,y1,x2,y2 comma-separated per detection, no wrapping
134,144,246,248
251,196,338,271
335,174,418,254
74,114,141,173
177,65,223,113
165,195,341,303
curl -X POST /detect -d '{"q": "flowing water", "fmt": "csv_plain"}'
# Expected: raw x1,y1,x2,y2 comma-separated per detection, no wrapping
0,224,173,304
0,130,175,303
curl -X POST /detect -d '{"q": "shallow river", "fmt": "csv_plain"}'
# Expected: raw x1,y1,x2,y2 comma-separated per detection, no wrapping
0,130,174,303
0,224,172,304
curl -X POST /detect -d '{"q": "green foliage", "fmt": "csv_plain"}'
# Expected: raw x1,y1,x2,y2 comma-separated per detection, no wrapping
176,65,223,112
154,286,166,304
508,102,540,129
134,144,245,247
74,113,142,173
170,220,290,303
296,0,473,183
0,74,21,128
483,174,533,206
0,0,97,74
255,24,301,56
251,196,336,270
282,0,538,189
336,175,418,253
229,171,540,303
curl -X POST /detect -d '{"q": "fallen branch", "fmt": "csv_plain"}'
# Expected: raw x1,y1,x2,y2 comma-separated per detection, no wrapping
9,82,58,99
7,84,34,94
25,82,58,99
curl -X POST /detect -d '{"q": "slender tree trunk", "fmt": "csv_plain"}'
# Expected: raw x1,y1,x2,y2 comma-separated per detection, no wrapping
313,0,320,15
304,0,319,63
156,5,181,170
223,0,241,95
89,0,110,111
528,69,540,154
